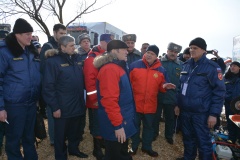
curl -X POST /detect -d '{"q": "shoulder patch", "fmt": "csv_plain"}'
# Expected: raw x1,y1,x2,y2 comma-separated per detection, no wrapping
218,72,223,80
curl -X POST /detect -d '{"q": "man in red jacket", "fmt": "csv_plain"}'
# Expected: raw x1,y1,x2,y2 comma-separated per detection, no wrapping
129,45,176,157
83,33,113,159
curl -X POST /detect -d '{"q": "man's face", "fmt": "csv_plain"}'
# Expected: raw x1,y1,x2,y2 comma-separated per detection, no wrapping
15,32,33,48
189,45,205,61
183,54,190,60
230,64,240,74
145,50,157,65
80,39,91,51
115,48,128,61
166,50,178,61
141,44,149,54
100,41,108,51
54,29,67,41
61,41,75,55
125,41,135,52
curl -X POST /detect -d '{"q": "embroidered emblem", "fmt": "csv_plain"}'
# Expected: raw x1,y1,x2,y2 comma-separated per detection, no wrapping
127,35,131,40
60,63,69,67
77,62,83,65
153,73,158,78
13,57,23,61
218,73,223,80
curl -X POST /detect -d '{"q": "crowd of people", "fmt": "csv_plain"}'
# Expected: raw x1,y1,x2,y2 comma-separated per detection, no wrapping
0,18,238,160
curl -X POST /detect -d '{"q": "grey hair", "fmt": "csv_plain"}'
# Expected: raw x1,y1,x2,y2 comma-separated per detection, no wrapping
58,35,75,48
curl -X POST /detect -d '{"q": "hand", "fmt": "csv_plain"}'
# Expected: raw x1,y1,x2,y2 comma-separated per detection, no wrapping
115,127,126,143
174,106,180,116
212,49,220,58
94,102,98,106
53,109,61,118
0,110,7,122
163,83,176,90
207,115,217,129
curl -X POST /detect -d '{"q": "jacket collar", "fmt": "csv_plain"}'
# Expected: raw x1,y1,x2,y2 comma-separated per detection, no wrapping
5,33,38,57
161,54,182,65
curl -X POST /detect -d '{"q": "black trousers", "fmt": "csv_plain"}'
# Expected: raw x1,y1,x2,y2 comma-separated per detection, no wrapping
104,139,132,160
54,115,82,160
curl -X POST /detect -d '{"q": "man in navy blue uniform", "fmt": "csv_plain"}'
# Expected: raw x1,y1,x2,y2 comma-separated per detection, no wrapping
176,37,226,160
0,18,40,159
43,35,88,160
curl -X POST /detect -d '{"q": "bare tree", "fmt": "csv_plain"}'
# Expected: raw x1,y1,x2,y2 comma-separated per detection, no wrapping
0,0,112,37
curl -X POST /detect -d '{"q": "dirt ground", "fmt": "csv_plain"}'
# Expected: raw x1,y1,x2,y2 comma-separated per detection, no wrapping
0,119,185,160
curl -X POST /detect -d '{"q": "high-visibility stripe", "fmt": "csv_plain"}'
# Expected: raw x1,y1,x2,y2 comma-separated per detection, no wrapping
87,90,97,95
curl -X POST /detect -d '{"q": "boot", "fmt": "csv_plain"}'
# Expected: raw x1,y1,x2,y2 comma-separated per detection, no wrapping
93,138,104,160
99,138,105,148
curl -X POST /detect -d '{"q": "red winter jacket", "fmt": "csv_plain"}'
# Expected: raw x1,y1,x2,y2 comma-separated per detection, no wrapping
129,57,167,113
83,45,105,109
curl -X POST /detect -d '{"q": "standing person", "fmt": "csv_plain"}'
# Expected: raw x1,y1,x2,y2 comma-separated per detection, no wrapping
176,37,226,160
77,33,91,61
43,35,88,159
83,33,113,160
93,40,137,160
129,45,176,157
40,23,67,146
224,61,240,143
153,42,182,144
122,34,142,65
179,47,191,62
140,43,149,56
0,18,40,160
77,33,91,141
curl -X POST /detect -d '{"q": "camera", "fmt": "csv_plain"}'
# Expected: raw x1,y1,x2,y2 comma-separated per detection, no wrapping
207,50,213,54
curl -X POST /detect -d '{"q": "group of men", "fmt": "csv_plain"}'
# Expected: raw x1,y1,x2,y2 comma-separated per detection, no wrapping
0,17,227,160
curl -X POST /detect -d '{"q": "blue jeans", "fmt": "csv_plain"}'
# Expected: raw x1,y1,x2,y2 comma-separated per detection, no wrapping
47,106,54,144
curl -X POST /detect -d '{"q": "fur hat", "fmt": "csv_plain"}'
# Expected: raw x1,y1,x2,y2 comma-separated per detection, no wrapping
13,18,33,34
189,37,207,51
78,33,90,44
107,40,128,52
167,42,182,53
122,34,136,42
146,45,159,56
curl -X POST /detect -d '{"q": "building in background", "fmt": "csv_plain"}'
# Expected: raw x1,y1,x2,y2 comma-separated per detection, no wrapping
233,35,240,62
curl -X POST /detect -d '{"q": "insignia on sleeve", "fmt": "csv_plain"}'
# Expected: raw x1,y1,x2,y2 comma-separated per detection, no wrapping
218,73,223,80
217,68,222,73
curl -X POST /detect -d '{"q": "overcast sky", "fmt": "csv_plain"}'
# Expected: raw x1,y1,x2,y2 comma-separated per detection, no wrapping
5,0,240,58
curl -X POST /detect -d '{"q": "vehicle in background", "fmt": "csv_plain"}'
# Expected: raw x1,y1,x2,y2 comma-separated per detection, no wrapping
67,22,127,47
0,23,11,40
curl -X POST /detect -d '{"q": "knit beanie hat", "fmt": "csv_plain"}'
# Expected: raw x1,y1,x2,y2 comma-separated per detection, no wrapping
13,18,33,34
231,61,240,68
183,47,190,55
189,37,207,51
146,45,159,56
